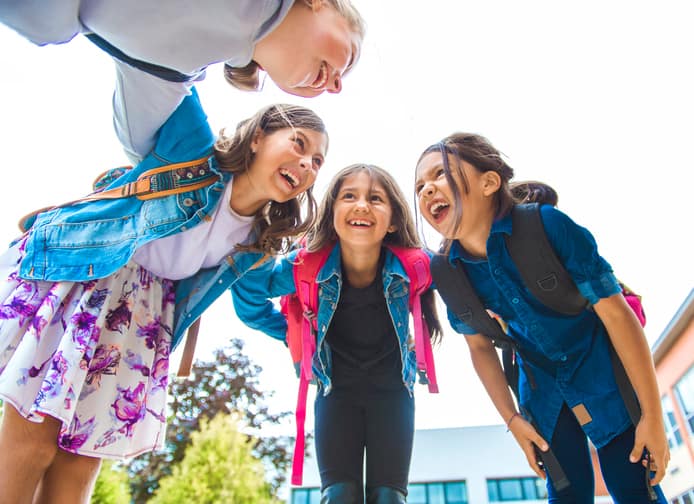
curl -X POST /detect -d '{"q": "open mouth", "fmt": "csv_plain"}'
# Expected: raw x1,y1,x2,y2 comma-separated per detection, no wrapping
280,168,300,189
428,200,450,223
309,62,329,89
348,219,373,227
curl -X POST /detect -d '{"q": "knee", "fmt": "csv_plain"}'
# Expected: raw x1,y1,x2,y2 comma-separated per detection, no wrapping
0,408,60,466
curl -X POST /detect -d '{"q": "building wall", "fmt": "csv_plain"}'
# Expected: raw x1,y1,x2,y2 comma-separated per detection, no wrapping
654,316,694,498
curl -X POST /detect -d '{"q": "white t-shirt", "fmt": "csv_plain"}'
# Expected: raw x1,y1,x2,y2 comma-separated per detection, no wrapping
132,179,254,280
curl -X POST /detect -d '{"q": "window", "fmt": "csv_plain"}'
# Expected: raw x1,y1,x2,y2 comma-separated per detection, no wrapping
675,366,694,434
291,487,320,504
671,487,694,504
407,481,468,504
662,394,684,448
487,477,547,502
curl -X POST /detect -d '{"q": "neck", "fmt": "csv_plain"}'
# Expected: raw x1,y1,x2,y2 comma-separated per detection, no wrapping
453,208,495,259
339,242,382,288
229,172,269,216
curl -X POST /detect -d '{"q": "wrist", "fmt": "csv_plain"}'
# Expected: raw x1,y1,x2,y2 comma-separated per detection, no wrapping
506,411,521,431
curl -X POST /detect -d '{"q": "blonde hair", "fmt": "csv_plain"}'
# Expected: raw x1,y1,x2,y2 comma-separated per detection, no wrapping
214,103,327,255
224,0,366,91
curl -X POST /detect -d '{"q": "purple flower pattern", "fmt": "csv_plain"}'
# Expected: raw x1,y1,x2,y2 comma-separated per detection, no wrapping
0,246,173,458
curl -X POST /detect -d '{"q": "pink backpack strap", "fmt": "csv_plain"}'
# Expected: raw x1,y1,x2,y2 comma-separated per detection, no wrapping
291,245,334,486
387,246,439,394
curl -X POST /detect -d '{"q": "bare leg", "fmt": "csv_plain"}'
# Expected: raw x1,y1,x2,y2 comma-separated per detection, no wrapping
33,449,102,504
0,403,60,504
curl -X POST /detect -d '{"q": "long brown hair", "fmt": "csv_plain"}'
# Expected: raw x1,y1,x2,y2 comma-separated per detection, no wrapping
417,133,515,253
224,0,366,91
306,163,443,342
214,104,327,255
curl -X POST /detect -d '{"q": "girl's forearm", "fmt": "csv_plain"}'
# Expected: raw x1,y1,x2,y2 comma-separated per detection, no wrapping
466,335,518,421
594,294,663,420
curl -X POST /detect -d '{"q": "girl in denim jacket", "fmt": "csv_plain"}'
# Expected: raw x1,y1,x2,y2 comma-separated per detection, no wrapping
414,133,669,503
233,164,442,503
0,0,364,161
0,88,329,502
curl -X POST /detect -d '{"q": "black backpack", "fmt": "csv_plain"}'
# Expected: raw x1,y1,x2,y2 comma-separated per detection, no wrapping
431,203,642,493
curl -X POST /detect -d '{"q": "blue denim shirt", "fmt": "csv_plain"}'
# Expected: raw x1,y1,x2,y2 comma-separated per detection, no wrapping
446,205,629,448
15,88,267,351
232,244,419,395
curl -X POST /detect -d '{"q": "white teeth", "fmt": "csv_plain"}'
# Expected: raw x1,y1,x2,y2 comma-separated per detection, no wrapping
310,62,328,89
348,219,372,227
430,201,449,216
280,168,299,188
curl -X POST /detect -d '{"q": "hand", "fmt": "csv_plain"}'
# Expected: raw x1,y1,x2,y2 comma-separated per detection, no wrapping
630,415,670,485
509,416,550,479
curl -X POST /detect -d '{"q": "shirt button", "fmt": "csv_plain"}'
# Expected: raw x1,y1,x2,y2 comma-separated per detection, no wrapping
494,268,502,275
560,355,568,362
183,198,194,207
218,280,223,284
180,226,187,231
512,297,520,304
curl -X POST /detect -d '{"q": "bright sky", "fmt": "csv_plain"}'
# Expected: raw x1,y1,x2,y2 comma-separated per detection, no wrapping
1,1,692,433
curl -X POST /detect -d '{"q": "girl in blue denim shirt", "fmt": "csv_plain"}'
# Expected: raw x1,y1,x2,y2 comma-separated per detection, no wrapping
0,0,365,162
414,133,669,503
233,164,442,503
0,89,328,502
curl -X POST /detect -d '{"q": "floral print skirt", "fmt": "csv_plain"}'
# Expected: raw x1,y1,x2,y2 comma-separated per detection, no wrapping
0,239,175,459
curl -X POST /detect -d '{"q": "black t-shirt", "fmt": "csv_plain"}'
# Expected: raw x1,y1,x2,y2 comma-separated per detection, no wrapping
326,256,402,389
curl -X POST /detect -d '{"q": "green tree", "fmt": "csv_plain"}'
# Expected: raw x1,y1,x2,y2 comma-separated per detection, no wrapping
150,413,280,504
91,460,131,504
127,339,293,502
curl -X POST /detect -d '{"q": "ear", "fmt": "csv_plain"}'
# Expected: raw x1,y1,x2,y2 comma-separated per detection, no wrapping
250,128,263,154
387,224,398,234
481,171,502,197
303,0,325,13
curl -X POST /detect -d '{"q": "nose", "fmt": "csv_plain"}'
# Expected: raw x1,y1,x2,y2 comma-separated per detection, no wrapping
420,181,436,198
326,73,342,94
354,196,370,211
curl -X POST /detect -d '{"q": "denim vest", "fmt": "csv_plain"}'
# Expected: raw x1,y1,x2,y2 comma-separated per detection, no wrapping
232,244,419,395
15,89,266,350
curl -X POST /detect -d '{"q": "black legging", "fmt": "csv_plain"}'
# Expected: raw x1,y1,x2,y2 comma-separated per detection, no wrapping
314,382,414,495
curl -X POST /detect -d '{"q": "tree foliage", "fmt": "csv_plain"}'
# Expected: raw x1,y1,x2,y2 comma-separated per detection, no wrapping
127,339,293,502
149,413,281,504
91,460,131,504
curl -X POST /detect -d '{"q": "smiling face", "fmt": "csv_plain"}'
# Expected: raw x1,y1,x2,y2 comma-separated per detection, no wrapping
415,151,494,240
332,170,396,251
248,126,328,204
253,1,362,97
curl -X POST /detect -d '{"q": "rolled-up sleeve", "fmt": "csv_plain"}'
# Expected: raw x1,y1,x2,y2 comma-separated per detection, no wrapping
540,206,621,305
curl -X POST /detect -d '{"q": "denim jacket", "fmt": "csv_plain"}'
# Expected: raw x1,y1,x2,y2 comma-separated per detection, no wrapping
232,244,419,395
15,88,267,350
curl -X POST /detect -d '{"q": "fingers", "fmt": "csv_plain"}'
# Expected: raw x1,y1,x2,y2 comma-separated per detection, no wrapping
521,444,546,480
646,450,670,486
629,438,645,464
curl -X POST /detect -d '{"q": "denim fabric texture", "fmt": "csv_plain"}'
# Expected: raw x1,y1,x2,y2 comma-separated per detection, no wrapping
445,205,629,448
232,244,419,395
15,88,267,351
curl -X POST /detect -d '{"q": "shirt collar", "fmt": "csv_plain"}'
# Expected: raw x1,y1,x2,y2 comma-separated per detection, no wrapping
448,212,513,264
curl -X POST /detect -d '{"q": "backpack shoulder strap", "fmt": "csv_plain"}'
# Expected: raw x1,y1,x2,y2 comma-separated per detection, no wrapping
386,246,438,393
505,203,588,315
430,253,513,349
290,244,334,486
